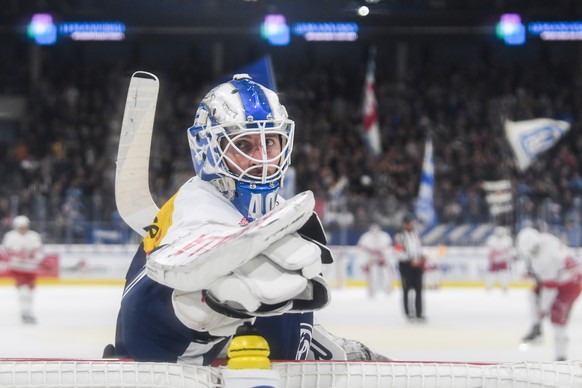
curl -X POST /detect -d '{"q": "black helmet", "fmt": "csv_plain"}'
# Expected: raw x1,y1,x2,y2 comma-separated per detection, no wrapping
403,213,415,223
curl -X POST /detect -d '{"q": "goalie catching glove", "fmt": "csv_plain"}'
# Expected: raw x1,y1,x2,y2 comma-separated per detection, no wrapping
204,233,329,318
172,233,330,335
204,234,330,317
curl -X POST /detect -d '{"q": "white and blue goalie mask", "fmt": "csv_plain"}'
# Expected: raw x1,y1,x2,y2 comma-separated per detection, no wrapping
187,74,295,222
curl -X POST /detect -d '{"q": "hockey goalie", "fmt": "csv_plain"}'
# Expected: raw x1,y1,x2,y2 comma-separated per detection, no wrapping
109,73,389,365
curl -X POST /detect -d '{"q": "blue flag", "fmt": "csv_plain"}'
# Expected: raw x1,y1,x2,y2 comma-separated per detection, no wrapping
415,138,438,226
218,55,277,91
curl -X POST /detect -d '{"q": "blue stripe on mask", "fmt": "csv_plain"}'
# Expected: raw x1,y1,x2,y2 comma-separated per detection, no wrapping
230,79,272,121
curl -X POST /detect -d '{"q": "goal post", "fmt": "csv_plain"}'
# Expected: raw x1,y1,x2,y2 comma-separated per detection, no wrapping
1,359,580,388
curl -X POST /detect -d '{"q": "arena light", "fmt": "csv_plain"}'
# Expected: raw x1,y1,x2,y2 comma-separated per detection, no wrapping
292,22,359,41
358,6,370,17
27,13,57,45
261,14,290,46
59,21,126,41
528,21,582,41
496,14,526,45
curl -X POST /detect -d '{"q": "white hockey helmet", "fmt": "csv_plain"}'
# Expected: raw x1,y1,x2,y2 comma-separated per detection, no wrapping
515,227,540,258
494,226,508,237
12,215,30,230
187,74,295,221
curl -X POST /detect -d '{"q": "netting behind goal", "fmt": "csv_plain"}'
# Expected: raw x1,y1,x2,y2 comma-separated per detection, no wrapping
1,359,581,388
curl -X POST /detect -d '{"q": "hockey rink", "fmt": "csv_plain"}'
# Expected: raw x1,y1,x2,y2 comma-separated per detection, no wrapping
0,284,581,363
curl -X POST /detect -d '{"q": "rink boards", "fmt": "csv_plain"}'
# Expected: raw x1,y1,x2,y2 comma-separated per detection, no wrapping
1,244,575,287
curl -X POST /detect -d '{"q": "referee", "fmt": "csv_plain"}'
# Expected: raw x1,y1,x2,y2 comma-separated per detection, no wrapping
394,213,426,322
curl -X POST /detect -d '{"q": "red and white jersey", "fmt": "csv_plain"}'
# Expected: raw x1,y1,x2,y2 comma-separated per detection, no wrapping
358,229,392,258
1,229,43,272
485,234,515,265
528,233,581,287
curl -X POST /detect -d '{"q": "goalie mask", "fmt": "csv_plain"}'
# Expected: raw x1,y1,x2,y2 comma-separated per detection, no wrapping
188,74,295,221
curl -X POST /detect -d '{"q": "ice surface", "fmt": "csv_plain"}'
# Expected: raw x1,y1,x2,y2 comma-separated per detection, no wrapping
0,285,580,363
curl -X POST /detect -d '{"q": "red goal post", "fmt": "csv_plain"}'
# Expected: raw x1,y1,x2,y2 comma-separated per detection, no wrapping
1,359,581,387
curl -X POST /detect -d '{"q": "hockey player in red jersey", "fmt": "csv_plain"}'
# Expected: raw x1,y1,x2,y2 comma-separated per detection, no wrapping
516,227,581,361
358,223,394,297
1,215,44,324
485,226,515,291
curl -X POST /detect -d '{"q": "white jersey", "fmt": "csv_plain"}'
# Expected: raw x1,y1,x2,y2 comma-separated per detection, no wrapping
357,229,392,259
528,233,580,286
1,230,44,272
144,176,268,256
485,234,515,265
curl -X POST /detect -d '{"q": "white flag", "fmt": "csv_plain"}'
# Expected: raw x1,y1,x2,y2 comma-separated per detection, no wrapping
504,118,571,171
415,138,437,226
482,180,513,216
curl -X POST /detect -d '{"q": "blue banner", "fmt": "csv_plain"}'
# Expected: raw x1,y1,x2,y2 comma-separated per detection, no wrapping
415,138,438,226
218,55,277,91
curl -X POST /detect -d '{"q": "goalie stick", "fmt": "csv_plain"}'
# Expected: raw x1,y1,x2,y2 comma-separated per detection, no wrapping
115,71,161,236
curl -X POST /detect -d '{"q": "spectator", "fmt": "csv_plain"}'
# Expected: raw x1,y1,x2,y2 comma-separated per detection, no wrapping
1,53,581,244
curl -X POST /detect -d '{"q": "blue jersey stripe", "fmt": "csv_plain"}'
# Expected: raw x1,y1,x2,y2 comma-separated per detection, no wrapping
230,79,272,121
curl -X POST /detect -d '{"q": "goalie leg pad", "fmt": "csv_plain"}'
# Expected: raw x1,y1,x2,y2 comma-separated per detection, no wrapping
309,324,392,361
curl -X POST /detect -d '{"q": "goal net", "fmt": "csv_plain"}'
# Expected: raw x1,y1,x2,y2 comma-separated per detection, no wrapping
1,359,580,388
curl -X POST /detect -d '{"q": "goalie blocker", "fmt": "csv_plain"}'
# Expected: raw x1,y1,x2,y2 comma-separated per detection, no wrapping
147,191,325,289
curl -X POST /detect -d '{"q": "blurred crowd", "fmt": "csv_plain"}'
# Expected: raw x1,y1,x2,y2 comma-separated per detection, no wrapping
1,48,581,245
